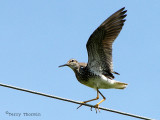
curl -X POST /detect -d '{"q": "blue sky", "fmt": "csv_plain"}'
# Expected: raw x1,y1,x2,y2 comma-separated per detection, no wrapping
0,0,159,120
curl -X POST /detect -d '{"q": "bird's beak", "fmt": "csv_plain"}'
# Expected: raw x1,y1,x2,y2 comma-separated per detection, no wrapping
59,64,68,67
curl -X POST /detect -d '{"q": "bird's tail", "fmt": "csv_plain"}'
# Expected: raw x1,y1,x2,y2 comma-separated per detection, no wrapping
114,81,128,89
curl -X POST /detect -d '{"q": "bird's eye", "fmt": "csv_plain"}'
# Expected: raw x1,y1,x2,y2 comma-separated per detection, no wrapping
71,60,74,62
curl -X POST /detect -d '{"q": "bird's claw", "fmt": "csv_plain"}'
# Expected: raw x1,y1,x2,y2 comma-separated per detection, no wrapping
94,104,100,113
90,106,93,111
77,102,100,113
77,102,86,109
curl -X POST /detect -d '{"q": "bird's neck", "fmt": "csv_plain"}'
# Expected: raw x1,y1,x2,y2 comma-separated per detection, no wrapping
72,66,80,74
73,65,88,82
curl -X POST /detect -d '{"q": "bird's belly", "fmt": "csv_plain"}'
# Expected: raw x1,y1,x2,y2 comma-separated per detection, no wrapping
80,75,116,89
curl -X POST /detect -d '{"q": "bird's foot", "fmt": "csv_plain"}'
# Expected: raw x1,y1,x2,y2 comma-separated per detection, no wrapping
94,104,100,113
77,102,100,113
77,102,86,109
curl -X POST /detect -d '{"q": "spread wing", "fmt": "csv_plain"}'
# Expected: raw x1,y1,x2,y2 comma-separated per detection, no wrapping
86,7,127,79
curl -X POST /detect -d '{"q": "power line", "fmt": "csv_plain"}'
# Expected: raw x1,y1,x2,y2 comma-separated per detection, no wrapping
0,83,154,120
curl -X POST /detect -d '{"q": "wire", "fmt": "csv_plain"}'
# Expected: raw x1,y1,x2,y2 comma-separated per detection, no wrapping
0,83,154,120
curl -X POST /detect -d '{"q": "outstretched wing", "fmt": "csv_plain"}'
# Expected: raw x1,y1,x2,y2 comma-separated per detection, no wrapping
86,7,127,79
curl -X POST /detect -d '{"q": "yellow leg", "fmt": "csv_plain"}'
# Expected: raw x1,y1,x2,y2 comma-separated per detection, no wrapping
94,89,106,113
77,88,99,109
77,88,106,113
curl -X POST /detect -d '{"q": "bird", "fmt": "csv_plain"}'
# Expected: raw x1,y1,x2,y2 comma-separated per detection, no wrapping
59,7,127,112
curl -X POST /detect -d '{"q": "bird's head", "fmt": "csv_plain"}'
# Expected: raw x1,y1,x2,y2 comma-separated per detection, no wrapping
59,59,79,70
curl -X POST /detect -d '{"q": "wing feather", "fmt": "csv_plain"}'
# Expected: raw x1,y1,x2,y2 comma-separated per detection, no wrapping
86,7,127,79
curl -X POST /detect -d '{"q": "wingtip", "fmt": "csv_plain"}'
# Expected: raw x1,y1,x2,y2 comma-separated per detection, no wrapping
122,10,127,15
112,7,127,17
120,7,127,13
119,7,125,12
121,7,125,10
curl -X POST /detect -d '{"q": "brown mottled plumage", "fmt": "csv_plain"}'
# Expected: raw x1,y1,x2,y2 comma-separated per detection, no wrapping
59,7,127,112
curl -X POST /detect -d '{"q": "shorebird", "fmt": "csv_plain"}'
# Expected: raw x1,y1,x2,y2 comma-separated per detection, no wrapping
59,7,127,112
